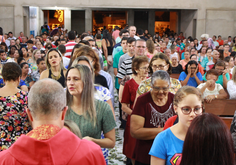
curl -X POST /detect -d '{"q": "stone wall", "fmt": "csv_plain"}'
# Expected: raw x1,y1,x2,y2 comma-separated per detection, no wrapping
0,6,14,34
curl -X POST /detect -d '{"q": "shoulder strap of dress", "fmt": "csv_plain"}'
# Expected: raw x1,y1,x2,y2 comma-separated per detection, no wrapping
48,68,52,78
61,69,65,78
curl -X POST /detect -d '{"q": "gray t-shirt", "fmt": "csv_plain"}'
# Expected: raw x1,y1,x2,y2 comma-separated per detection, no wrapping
118,53,131,69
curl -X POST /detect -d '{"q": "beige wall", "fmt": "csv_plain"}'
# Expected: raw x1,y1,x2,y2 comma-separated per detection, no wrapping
1,0,236,38
206,10,236,39
0,6,14,34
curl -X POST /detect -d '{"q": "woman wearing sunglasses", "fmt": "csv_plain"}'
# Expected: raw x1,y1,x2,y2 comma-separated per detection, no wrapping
149,86,203,165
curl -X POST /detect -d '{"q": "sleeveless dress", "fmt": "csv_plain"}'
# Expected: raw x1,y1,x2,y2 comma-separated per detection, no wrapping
48,69,65,87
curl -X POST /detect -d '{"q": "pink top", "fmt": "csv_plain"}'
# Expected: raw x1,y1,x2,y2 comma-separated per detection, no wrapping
146,52,154,59
112,30,120,40
179,60,188,70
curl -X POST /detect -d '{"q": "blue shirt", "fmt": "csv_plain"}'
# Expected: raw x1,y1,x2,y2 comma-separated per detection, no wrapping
0,79,26,88
201,57,213,70
177,43,185,51
149,128,184,165
179,71,203,87
181,52,185,60
112,46,122,58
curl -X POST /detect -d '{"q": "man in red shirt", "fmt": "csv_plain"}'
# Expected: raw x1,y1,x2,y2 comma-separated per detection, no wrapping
0,79,106,165
178,32,185,40
217,35,224,46
18,32,24,43
64,31,77,58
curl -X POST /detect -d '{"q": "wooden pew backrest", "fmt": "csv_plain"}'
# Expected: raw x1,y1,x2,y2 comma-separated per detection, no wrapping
204,99,236,129
170,74,180,80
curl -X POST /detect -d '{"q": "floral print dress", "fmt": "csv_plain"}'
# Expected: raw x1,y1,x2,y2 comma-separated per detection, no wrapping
0,91,31,151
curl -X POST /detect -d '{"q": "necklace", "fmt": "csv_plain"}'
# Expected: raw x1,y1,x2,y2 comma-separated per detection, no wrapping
51,70,61,80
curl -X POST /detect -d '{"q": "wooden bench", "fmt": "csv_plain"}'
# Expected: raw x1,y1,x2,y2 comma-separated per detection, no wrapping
170,74,180,79
204,99,236,129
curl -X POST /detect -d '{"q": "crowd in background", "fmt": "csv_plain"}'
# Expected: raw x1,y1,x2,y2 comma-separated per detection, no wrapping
0,24,235,165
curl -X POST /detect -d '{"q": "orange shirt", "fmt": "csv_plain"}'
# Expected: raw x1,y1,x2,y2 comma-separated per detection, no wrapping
198,63,204,75
224,51,231,57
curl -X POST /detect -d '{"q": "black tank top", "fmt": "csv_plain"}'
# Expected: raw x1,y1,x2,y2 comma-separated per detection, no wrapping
102,39,114,55
49,69,65,87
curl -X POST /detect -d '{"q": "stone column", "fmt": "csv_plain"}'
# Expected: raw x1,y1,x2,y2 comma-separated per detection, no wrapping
148,10,155,36
196,9,205,39
85,8,92,32
64,8,71,31
180,10,196,38
127,10,134,26
23,6,30,37
38,7,44,35
14,5,24,37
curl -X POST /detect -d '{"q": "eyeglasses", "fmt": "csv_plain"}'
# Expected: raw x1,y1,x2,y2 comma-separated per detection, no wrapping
139,67,149,71
152,64,167,70
152,86,169,91
136,46,146,49
191,67,197,69
215,68,224,71
122,35,129,37
47,47,52,49
177,106,202,115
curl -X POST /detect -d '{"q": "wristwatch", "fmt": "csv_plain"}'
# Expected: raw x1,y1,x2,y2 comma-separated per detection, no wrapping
215,95,217,99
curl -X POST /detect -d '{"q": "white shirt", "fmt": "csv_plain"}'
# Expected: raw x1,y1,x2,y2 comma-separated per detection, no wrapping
62,56,70,68
230,67,234,74
227,80,236,99
6,58,15,63
170,52,179,61
134,35,140,40
197,82,223,99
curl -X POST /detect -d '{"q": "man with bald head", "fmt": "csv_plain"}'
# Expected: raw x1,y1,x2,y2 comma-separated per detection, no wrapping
0,79,106,165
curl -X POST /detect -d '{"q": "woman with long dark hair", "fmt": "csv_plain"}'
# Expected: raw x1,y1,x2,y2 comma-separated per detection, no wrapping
179,60,203,87
180,113,234,165
102,29,115,68
65,64,116,149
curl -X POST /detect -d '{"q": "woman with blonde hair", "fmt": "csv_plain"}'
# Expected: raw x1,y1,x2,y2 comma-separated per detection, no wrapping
71,56,114,118
71,56,115,164
146,39,157,59
28,49,42,72
72,45,112,94
40,48,66,87
65,64,116,149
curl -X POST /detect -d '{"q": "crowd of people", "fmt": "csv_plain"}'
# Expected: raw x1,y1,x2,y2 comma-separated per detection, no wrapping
0,25,235,165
